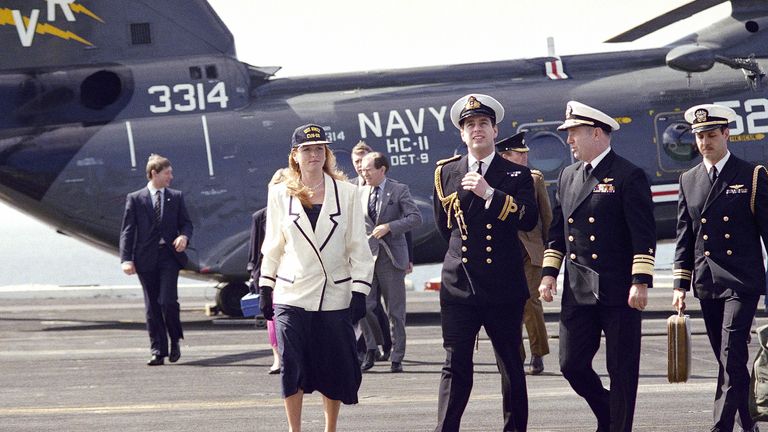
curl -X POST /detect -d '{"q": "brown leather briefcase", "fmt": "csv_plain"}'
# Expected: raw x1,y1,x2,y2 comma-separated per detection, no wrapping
668,311,691,383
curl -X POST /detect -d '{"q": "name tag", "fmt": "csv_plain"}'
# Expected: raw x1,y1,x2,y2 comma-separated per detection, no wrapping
593,184,615,193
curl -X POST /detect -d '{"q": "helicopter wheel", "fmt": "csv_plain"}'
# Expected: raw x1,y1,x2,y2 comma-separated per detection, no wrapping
215,281,250,317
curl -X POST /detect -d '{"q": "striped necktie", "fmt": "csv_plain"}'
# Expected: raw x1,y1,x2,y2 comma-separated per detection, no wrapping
154,190,162,224
368,186,379,221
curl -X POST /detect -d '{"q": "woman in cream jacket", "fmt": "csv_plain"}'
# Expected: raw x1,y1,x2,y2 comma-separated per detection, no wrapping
258,123,373,432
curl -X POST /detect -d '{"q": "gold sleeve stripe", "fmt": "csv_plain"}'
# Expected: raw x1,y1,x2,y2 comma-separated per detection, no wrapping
544,249,564,258
673,269,692,281
498,195,518,221
543,249,564,269
633,254,655,262
631,262,655,276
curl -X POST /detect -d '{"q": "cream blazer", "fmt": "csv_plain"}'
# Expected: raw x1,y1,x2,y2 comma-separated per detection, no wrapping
259,173,374,311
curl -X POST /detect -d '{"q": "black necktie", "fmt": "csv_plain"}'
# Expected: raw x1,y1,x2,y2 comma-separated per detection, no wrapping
476,160,483,175
711,166,718,185
368,186,379,221
583,163,592,182
154,190,162,224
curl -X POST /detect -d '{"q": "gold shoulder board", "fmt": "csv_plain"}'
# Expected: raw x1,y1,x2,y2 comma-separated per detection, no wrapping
530,169,543,178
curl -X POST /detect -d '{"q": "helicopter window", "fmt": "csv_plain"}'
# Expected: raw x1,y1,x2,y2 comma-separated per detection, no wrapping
80,70,122,110
526,131,569,177
746,21,759,33
189,67,202,80
130,23,152,45
661,122,697,162
205,65,218,79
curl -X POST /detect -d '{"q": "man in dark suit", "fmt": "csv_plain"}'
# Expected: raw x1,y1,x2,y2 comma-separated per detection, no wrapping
120,154,193,366
433,93,538,432
672,104,768,432
358,151,422,373
539,101,656,432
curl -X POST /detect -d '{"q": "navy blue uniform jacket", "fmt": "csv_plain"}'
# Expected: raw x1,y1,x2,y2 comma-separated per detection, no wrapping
433,154,538,305
542,150,656,306
674,156,768,297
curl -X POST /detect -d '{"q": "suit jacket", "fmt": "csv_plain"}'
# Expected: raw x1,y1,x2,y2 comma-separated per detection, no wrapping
351,176,415,263
433,154,538,305
119,187,194,272
259,174,374,311
247,207,267,281
518,170,552,266
673,155,768,298
542,150,656,306
361,178,422,270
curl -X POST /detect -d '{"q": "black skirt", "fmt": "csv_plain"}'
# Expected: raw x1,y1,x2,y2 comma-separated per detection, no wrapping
274,304,362,404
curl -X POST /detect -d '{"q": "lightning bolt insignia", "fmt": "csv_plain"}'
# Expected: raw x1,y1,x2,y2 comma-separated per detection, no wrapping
71,2,104,23
0,7,96,47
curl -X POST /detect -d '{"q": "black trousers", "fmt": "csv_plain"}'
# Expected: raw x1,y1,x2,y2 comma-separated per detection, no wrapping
559,303,641,432
435,301,527,432
137,246,183,357
700,292,759,432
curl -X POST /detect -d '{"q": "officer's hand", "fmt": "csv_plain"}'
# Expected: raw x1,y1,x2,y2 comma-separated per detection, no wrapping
259,286,274,320
371,223,391,239
406,262,413,275
173,235,188,253
350,292,367,324
628,284,648,311
461,172,490,198
539,276,557,302
121,261,136,275
672,289,686,313
248,279,257,294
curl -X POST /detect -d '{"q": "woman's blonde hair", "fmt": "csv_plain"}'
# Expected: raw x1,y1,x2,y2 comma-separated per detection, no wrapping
269,168,290,186
285,145,347,207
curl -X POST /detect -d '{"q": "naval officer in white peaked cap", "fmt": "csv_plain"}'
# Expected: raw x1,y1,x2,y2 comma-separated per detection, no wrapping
434,91,538,431
673,102,766,432
541,100,656,431
557,100,620,133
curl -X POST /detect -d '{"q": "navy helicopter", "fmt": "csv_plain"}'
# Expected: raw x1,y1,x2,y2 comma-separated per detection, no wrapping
0,0,766,316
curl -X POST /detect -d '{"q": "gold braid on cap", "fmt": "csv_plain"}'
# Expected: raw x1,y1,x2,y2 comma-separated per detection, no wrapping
751,165,768,215
434,157,467,237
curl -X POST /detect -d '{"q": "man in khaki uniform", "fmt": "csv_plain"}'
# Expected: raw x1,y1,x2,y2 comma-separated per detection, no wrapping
496,132,551,375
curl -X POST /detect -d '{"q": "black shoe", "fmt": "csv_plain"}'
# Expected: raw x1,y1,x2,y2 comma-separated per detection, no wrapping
147,355,164,366
268,366,280,375
361,349,376,371
169,341,181,363
390,361,403,373
376,348,391,362
526,355,544,375
740,425,760,432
